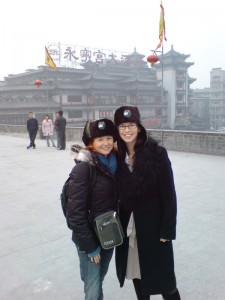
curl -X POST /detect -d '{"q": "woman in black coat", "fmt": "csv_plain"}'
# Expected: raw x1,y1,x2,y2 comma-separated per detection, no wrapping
114,106,181,300
67,118,118,300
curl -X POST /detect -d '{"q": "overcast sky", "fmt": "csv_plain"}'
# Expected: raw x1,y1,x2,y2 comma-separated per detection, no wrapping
1,0,225,88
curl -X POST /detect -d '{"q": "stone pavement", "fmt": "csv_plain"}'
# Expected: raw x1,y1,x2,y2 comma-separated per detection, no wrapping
0,135,225,300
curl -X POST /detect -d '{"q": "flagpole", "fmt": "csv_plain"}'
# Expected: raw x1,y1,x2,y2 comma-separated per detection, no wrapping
161,41,164,145
45,46,59,115
151,0,166,145
150,47,164,145
45,66,49,112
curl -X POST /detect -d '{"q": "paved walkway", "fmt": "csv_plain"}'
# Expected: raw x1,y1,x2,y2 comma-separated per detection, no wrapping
0,135,225,300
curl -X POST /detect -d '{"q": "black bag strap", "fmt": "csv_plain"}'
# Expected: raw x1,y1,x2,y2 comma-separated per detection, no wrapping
87,163,96,210
88,163,96,189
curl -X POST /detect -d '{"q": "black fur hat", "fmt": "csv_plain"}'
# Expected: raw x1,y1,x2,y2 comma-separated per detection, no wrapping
114,105,147,145
82,118,118,146
114,105,141,126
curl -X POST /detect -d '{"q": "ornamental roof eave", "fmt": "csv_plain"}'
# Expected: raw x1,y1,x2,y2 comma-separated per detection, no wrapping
120,76,137,83
164,61,194,68
57,83,92,89
161,45,191,60
4,66,93,82
0,101,60,109
189,77,197,84
153,61,194,69
124,47,145,59
92,73,121,80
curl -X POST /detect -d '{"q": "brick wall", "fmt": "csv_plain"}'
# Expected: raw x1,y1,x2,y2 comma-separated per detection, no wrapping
0,124,225,156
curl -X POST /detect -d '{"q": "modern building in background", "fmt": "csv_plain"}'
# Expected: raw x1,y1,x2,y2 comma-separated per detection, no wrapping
0,46,198,129
209,68,225,130
190,88,210,130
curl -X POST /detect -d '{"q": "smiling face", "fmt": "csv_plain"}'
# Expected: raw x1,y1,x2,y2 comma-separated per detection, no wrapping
92,135,114,156
118,122,140,146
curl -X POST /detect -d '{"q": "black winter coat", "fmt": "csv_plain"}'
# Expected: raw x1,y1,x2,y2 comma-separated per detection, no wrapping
116,137,177,295
67,150,117,254
27,118,38,133
58,116,66,132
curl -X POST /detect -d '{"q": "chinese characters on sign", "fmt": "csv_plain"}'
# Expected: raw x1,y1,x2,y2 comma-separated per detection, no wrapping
64,47,79,62
47,43,128,68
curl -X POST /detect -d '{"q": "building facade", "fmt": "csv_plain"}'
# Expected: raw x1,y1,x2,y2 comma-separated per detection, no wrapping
190,88,210,130
155,45,196,129
0,47,195,130
209,68,225,130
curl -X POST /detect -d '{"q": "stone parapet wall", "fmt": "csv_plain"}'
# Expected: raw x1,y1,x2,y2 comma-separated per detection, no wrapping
148,130,225,156
0,124,225,156
0,124,83,141
0,124,28,138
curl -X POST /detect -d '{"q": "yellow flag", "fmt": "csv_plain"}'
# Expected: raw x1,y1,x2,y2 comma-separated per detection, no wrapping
156,1,167,50
45,47,59,72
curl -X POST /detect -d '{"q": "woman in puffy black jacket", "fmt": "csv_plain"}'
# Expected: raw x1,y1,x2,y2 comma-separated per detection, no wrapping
114,106,181,300
67,118,118,300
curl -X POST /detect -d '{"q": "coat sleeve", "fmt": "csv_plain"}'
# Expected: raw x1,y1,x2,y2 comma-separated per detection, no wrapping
158,148,177,240
49,120,53,135
67,162,99,253
42,121,45,134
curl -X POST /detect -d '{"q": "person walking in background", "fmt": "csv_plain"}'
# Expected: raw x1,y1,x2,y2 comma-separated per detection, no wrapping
67,118,118,300
42,114,56,147
58,110,66,150
26,112,38,149
114,105,181,300
54,111,60,149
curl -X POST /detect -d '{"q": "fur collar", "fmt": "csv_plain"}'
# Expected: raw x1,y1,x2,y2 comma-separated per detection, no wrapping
70,144,95,166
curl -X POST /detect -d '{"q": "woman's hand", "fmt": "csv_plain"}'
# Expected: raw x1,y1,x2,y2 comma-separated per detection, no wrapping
160,238,170,243
88,246,101,264
90,253,101,264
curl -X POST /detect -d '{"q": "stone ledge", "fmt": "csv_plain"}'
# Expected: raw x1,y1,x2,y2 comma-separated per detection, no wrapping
0,124,224,156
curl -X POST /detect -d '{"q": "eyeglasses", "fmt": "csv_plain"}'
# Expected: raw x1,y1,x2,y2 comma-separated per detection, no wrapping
118,124,137,131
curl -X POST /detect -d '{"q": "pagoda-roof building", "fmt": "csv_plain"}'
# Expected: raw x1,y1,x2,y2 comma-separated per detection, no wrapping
0,46,196,129
155,45,194,69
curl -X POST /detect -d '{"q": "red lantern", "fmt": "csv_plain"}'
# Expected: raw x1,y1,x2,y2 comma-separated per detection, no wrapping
34,79,43,88
147,54,159,67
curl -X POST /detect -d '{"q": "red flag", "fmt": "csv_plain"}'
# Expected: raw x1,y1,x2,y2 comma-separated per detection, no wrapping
156,1,167,50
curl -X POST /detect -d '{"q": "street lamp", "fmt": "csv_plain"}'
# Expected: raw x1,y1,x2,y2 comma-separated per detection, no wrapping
147,48,164,145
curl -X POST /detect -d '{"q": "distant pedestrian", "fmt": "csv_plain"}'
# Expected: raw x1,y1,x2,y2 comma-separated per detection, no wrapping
58,110,67,150
26,112,38,149
42,114,56,147
54,111,60,149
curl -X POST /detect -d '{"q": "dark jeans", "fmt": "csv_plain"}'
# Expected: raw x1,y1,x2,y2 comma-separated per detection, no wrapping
76,245,114,300
28,131,37,147
58,130,66,149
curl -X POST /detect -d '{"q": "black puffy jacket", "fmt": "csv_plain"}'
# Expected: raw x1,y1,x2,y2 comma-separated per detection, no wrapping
67,149,117,254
